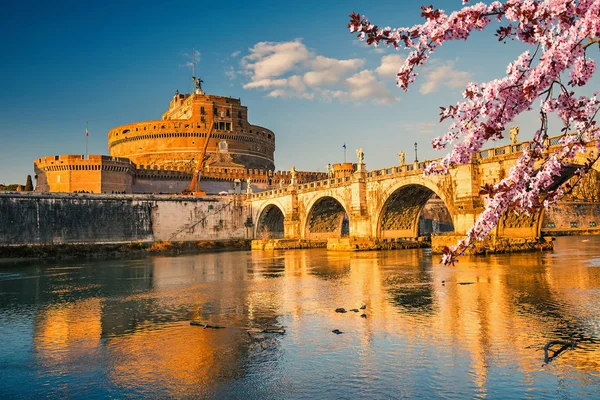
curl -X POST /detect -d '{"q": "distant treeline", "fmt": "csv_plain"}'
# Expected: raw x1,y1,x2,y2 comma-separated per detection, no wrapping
0,175,33,191
0,184,21,191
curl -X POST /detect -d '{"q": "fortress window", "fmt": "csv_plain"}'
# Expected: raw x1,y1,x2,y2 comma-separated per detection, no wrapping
225,122,231,131
213,107,218,114
268,134,272,139
226,109,230,117
200,106,205,115
201,116,205,122
213,122,218,130
238,111,242,118
123,129,130,134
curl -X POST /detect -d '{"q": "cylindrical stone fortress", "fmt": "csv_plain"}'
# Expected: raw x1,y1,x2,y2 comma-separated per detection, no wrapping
108,92,275,171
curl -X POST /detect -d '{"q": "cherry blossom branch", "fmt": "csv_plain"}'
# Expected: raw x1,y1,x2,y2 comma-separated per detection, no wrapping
349,1,600,265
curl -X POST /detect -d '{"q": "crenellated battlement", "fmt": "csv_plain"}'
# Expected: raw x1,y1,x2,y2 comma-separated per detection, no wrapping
107,121,275,148
35,154,136,172
133,164,326,185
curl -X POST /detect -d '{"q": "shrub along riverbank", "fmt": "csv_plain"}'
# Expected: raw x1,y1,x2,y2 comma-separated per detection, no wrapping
0,240,251,260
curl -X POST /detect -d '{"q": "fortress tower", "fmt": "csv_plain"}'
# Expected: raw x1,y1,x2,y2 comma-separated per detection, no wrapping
107,91,275,172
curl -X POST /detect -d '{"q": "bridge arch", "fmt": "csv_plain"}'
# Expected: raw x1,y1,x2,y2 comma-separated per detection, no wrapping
303,195,350,239
376,182,455,239
255,201,285,238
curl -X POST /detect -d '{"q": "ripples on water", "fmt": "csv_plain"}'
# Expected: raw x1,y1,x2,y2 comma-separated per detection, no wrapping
0,236,599,399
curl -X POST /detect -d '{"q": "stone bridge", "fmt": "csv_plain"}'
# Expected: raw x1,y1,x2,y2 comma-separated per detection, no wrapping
247,135,594,252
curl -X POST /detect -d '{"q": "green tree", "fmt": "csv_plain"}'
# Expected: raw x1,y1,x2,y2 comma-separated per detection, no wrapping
0,184,19,191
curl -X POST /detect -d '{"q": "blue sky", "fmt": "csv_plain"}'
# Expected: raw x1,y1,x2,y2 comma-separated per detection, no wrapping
1,0,597,184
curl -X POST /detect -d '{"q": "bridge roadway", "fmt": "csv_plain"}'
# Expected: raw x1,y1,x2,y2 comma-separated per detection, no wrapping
246,134,594,252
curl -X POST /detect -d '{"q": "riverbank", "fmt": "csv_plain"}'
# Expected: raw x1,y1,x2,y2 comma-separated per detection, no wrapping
0,240,251,260
251,237,430,251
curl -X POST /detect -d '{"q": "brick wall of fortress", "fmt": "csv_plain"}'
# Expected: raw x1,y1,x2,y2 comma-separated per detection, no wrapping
34,155,135,194
131,167,326,194
0,192,251,245
35,154,326,194
107,94,275,171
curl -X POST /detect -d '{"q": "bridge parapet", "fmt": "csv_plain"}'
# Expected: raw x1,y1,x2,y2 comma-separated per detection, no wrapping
247,133,593,250
477,132,588,161
249,133,587,201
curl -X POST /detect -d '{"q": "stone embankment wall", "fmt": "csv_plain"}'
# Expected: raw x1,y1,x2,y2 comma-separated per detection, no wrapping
542,201,600,235
0,193,250,246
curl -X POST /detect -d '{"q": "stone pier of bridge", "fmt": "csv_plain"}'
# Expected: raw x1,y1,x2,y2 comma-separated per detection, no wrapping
247,135,591,253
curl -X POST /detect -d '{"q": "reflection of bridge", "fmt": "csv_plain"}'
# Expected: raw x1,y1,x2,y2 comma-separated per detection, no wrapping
247,135,593,252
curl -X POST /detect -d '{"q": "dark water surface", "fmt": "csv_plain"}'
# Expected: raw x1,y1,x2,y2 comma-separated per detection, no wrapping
0,236,599,399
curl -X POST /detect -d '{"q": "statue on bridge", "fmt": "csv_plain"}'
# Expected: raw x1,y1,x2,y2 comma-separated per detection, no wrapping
397,151,406,166
510,126,520,144
246,178,252,194
327,163,334,179
290,166,297,185
356,148,364,164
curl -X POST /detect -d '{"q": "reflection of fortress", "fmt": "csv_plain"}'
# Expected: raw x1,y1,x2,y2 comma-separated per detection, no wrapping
33,90,325,194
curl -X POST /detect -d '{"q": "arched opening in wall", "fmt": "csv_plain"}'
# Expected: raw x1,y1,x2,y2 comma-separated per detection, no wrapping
305,196,349,239
417,194,454,236
379,185,454,239
256,205,285,239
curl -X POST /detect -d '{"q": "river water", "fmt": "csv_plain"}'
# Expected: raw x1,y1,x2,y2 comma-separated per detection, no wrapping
0,236,599,399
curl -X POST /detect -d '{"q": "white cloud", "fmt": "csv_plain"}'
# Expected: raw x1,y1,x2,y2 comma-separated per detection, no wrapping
287,75,308,94
225,66,236,80
419,61,471,94
315,88,347,103
243,78,288,89
267,88,314,100
242,39,311,80
231,50,241,58
376,54,405,78
303,55,364,87
181,49,201,69
346,70,398,104
237,39,395,104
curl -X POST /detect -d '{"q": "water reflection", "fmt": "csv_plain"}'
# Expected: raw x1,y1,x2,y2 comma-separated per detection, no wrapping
0,236,599,398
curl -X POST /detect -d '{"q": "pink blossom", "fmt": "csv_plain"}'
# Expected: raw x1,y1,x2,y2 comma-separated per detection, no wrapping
349,1,600,264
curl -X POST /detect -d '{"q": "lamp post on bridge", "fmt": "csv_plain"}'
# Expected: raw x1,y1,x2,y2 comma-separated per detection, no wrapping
414,142,418,163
